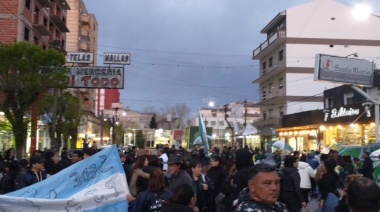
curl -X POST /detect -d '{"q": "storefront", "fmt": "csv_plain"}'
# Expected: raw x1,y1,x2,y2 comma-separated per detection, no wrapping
278,102,376,152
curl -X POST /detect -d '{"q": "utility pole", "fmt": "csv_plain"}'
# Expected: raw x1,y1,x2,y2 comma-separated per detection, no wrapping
224,105,234,147
244,99,247,147
100,109,104,146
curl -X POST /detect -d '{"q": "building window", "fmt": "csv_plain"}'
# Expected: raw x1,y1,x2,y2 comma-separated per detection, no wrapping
24,27,30,41
279,106,284,117
325,97,333,108
210,121,216,126
278,78,283,89
269,57,273,67
279,50,284,61
262,86,266,100
262,62,266,70
25,0,31,10
344,92,354,105
268,83,273,93
263,112,267,120
219,121,224,126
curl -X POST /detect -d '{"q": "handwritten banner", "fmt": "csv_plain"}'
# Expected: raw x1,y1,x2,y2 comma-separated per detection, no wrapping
1,145,129,212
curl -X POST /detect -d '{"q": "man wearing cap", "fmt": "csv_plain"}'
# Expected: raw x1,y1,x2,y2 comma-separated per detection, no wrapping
167,154,193,193
16,155,47,189
358,151,373,179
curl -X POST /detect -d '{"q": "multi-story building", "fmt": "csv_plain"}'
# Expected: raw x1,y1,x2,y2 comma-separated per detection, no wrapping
0,0,69,47
252,0,380,146
0,0,70,151
65,0,100,147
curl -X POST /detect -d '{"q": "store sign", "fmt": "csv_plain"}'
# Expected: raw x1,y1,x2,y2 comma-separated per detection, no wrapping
103,53,130,65
323,107,361,122
66,52,94,64
67,66,124,89
314,54,374,87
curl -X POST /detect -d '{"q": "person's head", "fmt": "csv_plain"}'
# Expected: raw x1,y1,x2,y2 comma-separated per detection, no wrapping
342,155,352,164
30,155,45,172
247,164,280,206
210,154,222,167
145,149,152,156
284,155,298,168
71,150,84,163
132,146,138,152
168,183,196,208
362,151,370,159
344,174,360,190
157,149,164,157
193,145,198,150
147,155,160,167
167,154,183,176
147,168,166,193
133,156,148,170
292,151,300,158
347,177,380,212
83,148,97,159
320,153,329,162
213,146,220,154
187,159,202,177
353,157,361,165
119,152,126,163
61,150,69,159
323,157,337,174
235,149,254,170
300,153,307,162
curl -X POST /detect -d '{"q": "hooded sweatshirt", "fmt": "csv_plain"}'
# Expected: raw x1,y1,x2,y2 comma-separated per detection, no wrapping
297,161,316,189
235,188,288,212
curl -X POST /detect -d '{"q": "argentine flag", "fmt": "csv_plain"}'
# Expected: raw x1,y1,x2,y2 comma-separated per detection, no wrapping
198,111,210,157
1,145,129,211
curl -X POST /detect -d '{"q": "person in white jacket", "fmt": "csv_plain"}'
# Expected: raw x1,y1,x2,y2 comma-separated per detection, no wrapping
298,154,316,204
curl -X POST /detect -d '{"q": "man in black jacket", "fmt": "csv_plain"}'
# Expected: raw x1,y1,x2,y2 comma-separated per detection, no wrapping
358,151,373,179
16,155,47,189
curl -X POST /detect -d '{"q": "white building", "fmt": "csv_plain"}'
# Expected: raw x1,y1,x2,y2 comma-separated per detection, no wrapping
252,0,380,143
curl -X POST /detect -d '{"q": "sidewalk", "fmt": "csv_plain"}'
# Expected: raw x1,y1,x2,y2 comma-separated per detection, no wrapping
302,198,320,212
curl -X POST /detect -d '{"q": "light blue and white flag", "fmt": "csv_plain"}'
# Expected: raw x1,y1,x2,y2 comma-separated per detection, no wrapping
1,145,129,212
198,111,210,157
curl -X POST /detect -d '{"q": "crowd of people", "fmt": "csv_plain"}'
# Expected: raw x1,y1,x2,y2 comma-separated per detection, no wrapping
1,144,380,212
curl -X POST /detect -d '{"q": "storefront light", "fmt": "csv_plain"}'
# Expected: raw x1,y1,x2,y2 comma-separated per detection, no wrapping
289,131,293,136
350,123,354,128
294,131,299,135
319,126,326,131
371,122,375,127
284,132,288,136
329,126,333,130
279,132,283,136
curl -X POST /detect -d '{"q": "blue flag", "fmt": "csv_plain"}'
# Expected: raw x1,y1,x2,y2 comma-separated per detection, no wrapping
1,145,128,211
198,111,210,157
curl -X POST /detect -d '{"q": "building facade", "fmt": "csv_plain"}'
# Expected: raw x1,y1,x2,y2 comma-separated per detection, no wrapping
252,0,380,146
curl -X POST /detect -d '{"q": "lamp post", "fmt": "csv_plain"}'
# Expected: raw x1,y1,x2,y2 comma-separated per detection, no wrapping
133,129,136,146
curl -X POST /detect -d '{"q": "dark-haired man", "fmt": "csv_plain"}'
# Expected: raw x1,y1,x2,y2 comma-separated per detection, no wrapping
347,177,380,212
358,151,373,179
234,164,288,212
17,156,47,189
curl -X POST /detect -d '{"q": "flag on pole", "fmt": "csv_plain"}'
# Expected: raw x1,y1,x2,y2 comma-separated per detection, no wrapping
198,111,210,157
1,145,129,212
242,123,258,136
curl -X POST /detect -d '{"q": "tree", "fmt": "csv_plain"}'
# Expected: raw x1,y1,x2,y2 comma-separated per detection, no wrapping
0,42,67,159
38,91,82,149
162,103,191,129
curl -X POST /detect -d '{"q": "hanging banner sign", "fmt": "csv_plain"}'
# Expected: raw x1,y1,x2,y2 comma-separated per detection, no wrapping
66,52,94,64
103,53,130,65
67,66,124,89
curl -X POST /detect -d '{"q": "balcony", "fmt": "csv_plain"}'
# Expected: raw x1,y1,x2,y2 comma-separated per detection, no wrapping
253,30,286,59
36,0,51,7
253,117,283,128
32,24,50,36
80,41,89,51
55,0,71,10
80,28,89,37
50,15,70,32
81,14,90,24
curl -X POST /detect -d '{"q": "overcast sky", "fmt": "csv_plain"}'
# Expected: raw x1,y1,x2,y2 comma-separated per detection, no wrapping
82,0,380,115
